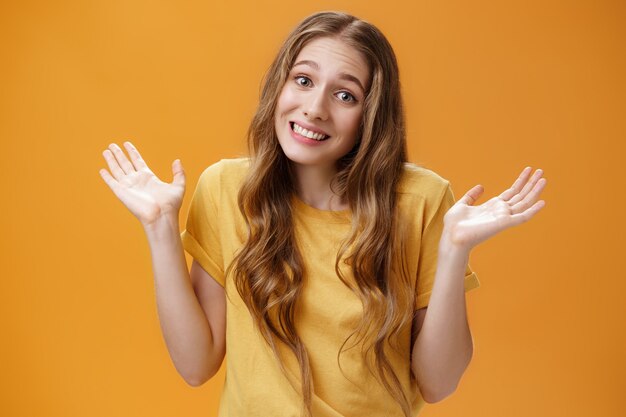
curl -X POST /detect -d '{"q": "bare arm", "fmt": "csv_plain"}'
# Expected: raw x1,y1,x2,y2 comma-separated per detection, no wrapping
410,242,473,403
100,142,225,386
144,217,226,386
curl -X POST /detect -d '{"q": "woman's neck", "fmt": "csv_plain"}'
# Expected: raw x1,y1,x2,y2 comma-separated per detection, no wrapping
292,163,347,211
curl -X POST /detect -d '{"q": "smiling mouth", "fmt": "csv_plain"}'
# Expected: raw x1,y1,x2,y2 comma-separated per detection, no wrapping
290,122,330,141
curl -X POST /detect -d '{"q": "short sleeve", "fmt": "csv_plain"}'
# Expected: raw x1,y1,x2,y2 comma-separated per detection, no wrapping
180,163,226,287
414,184,480,310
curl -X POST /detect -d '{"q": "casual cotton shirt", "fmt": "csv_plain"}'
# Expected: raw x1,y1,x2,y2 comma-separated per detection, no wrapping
181,158,479,417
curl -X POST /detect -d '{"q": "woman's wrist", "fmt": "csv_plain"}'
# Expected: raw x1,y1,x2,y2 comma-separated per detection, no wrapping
439,228,472,260
142,212,181,241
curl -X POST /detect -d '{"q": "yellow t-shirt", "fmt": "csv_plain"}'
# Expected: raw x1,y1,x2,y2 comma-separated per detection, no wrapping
181,158,479,417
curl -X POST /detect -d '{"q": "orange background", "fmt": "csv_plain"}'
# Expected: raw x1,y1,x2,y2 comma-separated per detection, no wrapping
1,0,624,416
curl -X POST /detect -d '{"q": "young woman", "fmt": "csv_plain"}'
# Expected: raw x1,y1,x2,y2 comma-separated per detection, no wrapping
100,11,546,417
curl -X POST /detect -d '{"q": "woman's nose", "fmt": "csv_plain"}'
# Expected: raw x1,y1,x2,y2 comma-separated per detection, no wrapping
303,91,329,121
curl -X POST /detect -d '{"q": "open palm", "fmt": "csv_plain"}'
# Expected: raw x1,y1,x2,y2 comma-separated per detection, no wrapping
443,167,547,250
99,142,186,226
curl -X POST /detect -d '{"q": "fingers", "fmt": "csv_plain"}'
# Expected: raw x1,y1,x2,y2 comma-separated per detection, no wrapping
107,143,135,175
99,167,117,189
458,185,484,206
172,159,186,188
102,148,126,181
101,141,150,181
98,166,123,198
511,177,547,214
499,167,532,201
508,169,544,206
123,141,149,171
509,199,546,227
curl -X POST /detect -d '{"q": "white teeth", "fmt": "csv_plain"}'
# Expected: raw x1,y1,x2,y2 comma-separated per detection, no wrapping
293,123,328,141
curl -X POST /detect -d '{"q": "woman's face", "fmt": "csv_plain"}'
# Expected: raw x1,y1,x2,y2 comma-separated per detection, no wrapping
274,37,370,171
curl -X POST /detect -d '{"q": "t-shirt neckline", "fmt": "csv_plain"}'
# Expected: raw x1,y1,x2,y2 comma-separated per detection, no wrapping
291,194,351,223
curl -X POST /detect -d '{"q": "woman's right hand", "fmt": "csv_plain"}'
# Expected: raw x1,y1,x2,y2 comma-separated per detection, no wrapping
99,142,186,227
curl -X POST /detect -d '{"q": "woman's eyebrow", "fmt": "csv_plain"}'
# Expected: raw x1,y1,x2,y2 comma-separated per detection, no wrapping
338,73,365,95
292,60,366,94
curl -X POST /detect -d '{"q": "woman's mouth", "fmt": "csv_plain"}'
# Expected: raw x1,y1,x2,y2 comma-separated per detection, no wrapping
290,122,330,141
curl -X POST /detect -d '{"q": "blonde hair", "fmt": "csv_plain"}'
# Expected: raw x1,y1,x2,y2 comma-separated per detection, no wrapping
229,11,414,417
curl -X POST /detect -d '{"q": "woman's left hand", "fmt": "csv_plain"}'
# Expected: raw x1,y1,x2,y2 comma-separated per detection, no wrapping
442,167,547,251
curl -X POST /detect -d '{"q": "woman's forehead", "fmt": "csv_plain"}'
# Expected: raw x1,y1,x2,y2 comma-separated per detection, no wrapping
292,37,370,90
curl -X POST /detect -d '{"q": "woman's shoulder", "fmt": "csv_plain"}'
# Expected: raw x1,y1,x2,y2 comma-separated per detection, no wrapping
201,157,250,174
398,162,450,199
198,157,250,184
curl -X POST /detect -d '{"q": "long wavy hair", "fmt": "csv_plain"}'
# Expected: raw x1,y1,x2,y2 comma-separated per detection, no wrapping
228,11,414,417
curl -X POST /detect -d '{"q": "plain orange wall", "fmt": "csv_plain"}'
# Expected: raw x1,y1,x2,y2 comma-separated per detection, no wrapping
1,0,624,416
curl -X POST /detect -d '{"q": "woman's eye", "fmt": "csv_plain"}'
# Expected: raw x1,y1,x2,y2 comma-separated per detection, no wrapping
336,91,356,103
295,76,312,87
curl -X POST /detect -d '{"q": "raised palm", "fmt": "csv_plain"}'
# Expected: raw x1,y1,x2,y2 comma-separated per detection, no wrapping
99,142,186,226
443,167,547,250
